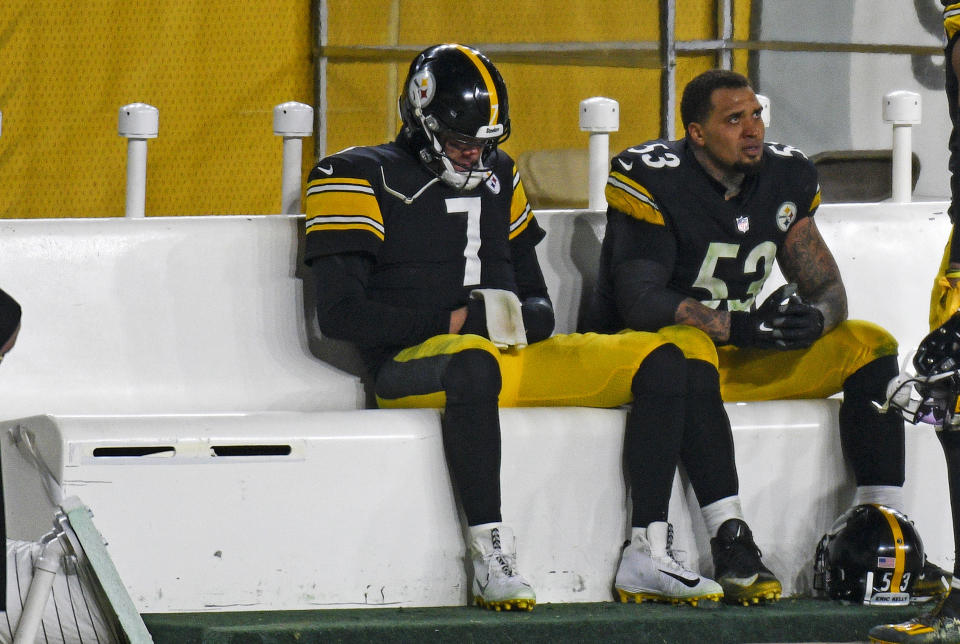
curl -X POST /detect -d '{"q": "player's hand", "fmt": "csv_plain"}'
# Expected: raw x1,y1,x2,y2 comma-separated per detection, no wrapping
457,298,488,337
769,296,824,349
729,284,822,350
448,306,469,334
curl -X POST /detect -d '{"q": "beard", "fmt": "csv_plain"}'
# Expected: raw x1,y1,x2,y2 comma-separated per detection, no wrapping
733,152,764,176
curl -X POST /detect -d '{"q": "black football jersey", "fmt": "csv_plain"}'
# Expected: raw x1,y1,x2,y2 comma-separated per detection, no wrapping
945,4,960,251
601,138,821,313
303,142,544,315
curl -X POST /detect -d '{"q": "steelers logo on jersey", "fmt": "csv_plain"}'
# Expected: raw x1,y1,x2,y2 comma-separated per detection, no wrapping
776,202,797,232
408,69,436,109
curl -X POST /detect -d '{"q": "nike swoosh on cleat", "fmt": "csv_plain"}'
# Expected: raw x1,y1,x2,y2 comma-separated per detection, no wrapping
659,569,701,588
723,574,759,587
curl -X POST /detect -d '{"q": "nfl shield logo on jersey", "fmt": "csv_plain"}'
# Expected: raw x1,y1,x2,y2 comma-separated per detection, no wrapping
736,215,750,233
485,173,501,194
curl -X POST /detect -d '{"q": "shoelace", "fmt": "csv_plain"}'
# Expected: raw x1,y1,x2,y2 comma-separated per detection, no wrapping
488,528,518,577
493,551,518,577
718,536,764,570
664,523,692,569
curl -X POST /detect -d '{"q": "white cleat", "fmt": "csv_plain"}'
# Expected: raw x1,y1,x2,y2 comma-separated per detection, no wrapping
469,524,536,611
615,522,723,607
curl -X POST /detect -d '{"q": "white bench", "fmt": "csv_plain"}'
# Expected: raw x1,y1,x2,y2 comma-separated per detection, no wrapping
0,205,952,612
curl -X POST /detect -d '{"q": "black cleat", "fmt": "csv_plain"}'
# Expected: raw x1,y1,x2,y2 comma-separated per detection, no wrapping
869,591,960,643
710,518,782,605
912,558,953,603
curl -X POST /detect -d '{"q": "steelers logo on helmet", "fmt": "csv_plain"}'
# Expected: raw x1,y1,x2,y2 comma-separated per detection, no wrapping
407,69,436,112
813,504,923,606
397,43,511,191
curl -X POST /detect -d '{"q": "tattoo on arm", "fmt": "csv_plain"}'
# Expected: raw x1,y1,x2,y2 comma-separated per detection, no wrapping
777,217,847,332
675,298,732,342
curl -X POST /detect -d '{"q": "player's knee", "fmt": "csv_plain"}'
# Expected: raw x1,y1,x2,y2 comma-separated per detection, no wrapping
686,358,721,395
844,353,898,403
443,349,502,403
632,343,686,398
658,324,718,366
837,320,899,359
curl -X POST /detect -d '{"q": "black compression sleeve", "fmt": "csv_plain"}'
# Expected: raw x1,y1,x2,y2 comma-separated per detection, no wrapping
513,242,555,341
606,212,686,331
613,258,687,331
310,254,449,347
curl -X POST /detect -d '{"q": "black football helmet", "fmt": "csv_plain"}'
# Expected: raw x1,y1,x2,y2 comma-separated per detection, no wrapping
814,504,924,605
398,43,511,190
883,312,960,427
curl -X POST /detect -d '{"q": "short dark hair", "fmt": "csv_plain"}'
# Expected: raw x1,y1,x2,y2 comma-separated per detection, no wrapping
680,69,752,131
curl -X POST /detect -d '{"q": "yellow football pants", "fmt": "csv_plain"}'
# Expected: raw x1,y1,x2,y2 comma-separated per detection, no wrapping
657,321,898,402
377,330,671,409
931,230,960,331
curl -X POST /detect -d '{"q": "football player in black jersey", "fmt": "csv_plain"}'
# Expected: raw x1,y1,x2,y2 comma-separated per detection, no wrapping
869,4,960,642
0,287,19,364
587,68,945,607
304,44,727,610
0,286,16,610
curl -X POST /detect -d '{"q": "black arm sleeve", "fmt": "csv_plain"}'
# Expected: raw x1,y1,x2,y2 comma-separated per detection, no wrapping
0,287,21,346
513,242,555,342
607,211,686,332
309,253,449,348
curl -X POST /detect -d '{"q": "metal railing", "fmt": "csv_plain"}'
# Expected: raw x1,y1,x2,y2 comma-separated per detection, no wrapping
313,0,944,148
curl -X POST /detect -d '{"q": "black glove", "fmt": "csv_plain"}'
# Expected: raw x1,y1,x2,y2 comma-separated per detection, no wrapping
521,297,554,344
729,284,824,350
458,297,488,337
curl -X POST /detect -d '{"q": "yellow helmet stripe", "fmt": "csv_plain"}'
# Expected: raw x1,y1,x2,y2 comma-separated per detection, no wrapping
454,44,499,127
875,504,906,593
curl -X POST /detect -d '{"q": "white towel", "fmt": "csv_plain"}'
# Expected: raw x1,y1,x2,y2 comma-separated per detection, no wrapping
470,289,527,349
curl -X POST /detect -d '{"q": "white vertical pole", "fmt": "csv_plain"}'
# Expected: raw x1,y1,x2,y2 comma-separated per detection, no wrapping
117,103,159,218
882,91,921,204
579,97,620,211
273,102,314,215
891,125,913,203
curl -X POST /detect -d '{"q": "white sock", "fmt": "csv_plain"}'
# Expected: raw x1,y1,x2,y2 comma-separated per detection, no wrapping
852,485,905,512
468,522,502,541
630,526,647,543
701,495,745,537
640,522,669,558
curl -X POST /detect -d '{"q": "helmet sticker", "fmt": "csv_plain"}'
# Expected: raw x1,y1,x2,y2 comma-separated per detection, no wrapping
776,202,797,232
408,69,436,110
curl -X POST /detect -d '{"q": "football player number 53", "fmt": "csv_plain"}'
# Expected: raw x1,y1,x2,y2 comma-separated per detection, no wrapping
445,196,483,286
693,241,777,310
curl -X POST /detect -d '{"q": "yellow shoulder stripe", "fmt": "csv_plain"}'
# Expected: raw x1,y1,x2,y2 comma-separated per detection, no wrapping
509,165,533,239
304,181,385,241
946,4,960,39
810,189,821,213
605,171,665,226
